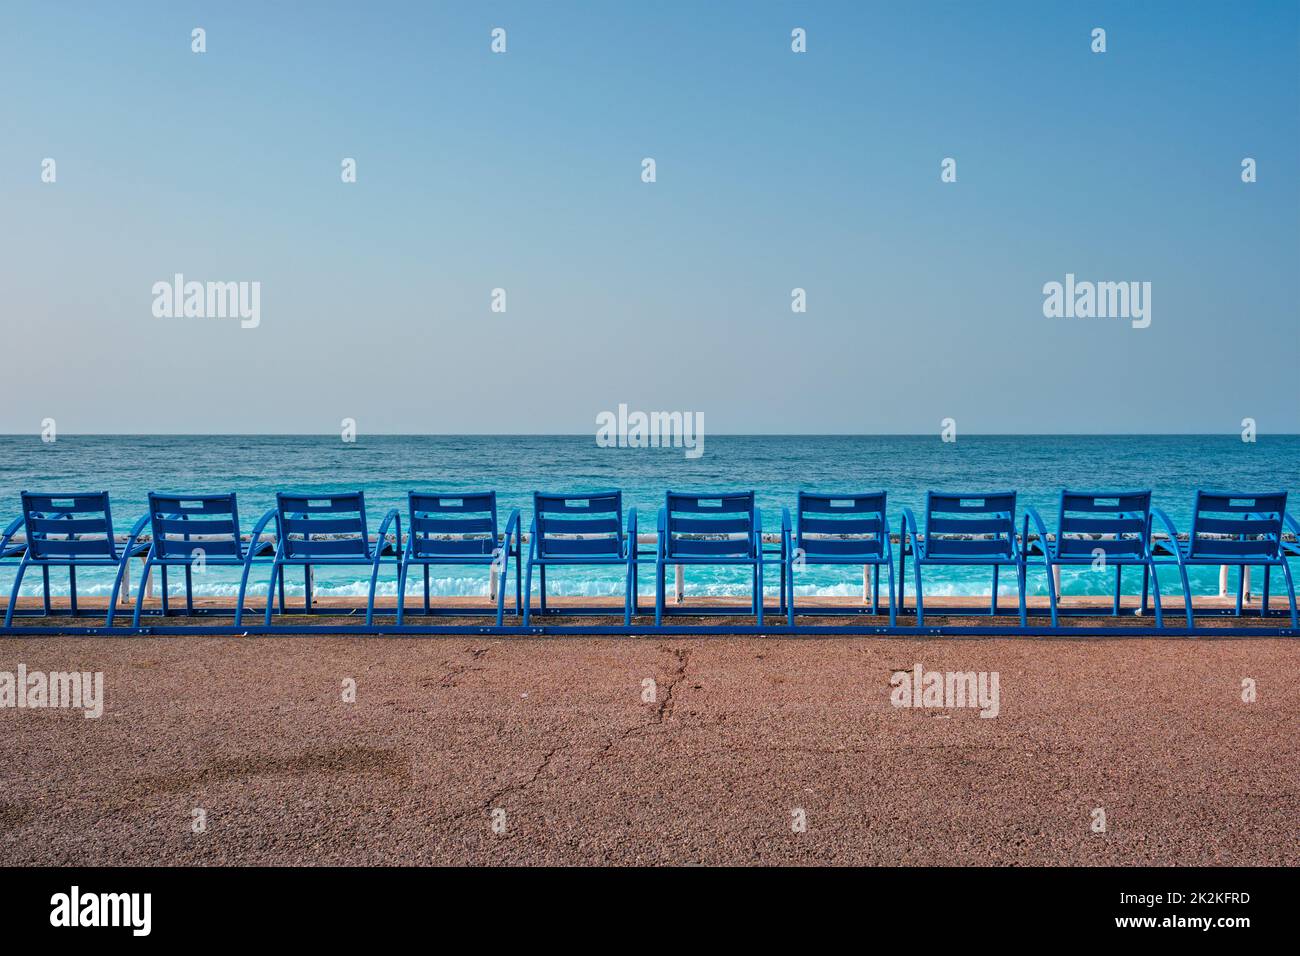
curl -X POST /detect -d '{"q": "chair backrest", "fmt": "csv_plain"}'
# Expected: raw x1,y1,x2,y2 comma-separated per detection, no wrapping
796,492,887,558
408,491,498,558
275,492,370,560
533,491,623,559
19,491,117,561
663,491,756,560
148,493,243,561
923,491,1016,558
1055,490,1151,558
1189,490,1286,560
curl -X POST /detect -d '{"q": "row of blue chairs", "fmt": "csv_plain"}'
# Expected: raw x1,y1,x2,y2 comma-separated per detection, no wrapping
2,488,1297,630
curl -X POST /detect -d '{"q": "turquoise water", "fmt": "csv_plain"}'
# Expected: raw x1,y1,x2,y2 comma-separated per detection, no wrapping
1,435,1295,601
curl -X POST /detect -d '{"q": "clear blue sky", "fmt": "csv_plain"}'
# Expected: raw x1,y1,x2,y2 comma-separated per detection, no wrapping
1,1,1296,434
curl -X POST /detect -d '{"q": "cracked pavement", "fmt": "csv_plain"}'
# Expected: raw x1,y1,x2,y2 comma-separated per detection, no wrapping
1,634,1297,865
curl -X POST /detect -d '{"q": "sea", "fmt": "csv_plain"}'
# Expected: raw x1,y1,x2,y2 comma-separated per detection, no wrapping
1,435,1294,601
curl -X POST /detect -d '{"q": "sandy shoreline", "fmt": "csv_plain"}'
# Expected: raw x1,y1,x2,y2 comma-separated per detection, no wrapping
1,632,1295,866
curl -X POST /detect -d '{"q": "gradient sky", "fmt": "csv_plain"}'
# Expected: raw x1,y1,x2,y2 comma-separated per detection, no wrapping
1,1,1297,434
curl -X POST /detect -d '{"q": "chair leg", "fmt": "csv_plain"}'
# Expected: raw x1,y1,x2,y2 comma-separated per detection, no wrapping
514,549,522,616
1178,564,1194,629
1149,561,1164,628
1047,560,1059,628
1235,565,1245,616
539,566,547,614
756,559,764,627
233,558,254,628
396,557,409,626
1113,565,1122,617
1017,560,1026,627
991,565,999,616
69,566,78,616
1140,564,1150,616
1279,559,1298,628
106,558,131,628
871,564,880,615
132,555,155,628
913,561,925,627
364,558,381,627
423,565,430,613
654,562,664,628
184,564,194,615
304,565,313,614
159,565,168,616
897,547,907,620
886,557,897,627
623,560,633,627
522,561,535,627
41,566,51,615
498,556,508,628
787,560,796,627
4,558,30,627
264,563,282,626
1261,565,1271,617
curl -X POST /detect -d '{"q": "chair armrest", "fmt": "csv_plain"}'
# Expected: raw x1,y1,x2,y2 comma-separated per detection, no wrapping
1150,509,1184,562
503,508,521,549
1,515,23,552
245,508,280,559
121,513,151,557
899,507,921,558
375,509,402,558
625,507,638,560
1023,506,1051,560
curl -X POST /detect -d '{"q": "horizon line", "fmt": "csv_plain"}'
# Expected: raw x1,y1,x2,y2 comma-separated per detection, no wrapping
3,432,1297,439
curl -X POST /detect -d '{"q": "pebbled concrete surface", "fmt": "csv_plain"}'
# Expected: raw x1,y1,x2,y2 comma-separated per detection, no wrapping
1,631,1296,866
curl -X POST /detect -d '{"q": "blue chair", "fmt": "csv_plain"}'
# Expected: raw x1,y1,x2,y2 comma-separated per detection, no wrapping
3,492,150,628
264,492,401,627
397,491,521,626
1024,490,1162,628
657,491,766,626
1152,490,1297,628
899,491,1026,626
132,493,281,627
523,490,636,626
784,492,896,626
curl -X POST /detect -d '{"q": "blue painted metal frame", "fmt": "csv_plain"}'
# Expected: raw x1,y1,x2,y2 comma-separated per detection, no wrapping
3,486,1298,638
3,491,150,628
264,491,401,627
523,490,637,626
397,491,521,626
899,491,1026,626
656,491,779,626
785,491,896,626
1151,490,1298,628
3,618,1296,638
131,492,280,628
1023,490,1163,628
